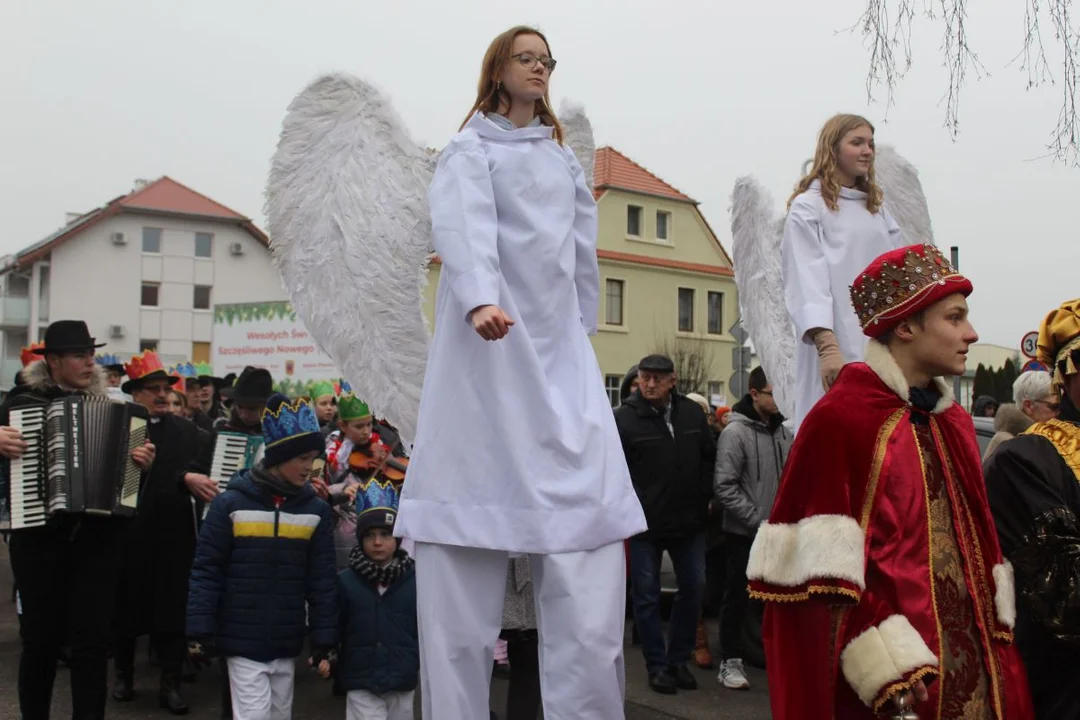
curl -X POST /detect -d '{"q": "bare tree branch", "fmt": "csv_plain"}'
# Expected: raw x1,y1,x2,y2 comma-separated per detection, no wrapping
853,0,1079,165
650,336,717,396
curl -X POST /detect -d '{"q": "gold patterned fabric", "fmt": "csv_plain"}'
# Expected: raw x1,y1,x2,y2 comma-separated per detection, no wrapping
916,423,993,719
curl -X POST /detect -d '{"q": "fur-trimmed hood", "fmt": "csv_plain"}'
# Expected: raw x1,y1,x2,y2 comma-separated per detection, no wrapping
993,403,1033,436
18,358,109,398
863,339,954,414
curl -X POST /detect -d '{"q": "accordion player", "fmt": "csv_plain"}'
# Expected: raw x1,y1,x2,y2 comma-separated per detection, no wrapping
2,396,149,531
194,431,264,519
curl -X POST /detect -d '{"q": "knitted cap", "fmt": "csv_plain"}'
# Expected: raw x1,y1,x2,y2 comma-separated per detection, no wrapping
261,393,325,468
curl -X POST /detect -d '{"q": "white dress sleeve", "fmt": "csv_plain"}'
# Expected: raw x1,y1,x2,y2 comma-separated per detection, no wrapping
428,131,501,322
781,196,832,341
564,147,600,335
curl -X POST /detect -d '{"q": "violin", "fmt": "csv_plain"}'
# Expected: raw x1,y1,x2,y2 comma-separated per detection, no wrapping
347,440,409,483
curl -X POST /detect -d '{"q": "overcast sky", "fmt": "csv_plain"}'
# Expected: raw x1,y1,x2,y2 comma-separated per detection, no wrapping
1,0,1076,348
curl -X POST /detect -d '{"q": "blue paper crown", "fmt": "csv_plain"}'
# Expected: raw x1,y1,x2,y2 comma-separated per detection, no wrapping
339,379,352,394
354,477,401,518
96,353,123,367
262,393,321,448
173,362,198,378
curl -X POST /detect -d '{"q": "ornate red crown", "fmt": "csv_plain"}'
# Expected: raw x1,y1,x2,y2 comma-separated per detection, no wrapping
20,342,44,367
124,350,167,382
850,244,972,339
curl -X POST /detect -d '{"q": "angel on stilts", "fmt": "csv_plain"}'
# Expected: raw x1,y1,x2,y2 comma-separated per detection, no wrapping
730,114,936,431
266,25,646,720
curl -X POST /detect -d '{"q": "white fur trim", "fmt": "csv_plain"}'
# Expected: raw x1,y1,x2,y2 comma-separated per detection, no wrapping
863,340,953,414
993,560,1016,629
747,514,866,590
840,614,938,707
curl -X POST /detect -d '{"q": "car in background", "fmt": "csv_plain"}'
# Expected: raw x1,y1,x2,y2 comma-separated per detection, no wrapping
973,416,996,457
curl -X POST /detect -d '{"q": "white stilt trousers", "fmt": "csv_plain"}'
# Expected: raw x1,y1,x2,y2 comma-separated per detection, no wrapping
414,540,627,720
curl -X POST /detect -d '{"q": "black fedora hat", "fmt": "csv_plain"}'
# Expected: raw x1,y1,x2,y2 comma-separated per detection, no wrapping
221,366,273,405
33,320,106,355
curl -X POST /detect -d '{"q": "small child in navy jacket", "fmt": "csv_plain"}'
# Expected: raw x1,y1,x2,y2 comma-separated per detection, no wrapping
187,393,338,720
322,477,418,720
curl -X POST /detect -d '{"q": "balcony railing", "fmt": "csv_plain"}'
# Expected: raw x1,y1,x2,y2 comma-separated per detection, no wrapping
0,295,30,327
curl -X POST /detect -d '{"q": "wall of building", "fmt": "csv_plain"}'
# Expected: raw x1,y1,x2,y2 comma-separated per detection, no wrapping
48,212,285,365
594,189,729,266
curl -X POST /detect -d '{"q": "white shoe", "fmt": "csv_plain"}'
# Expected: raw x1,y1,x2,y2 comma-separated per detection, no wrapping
719,658,751,690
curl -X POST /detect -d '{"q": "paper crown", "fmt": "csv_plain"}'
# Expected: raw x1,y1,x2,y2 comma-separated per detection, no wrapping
194,362,214,378
850,244,973,339
172,362,199,378
262,393,321,447
310,380,336,400
337,393,372,422
1037,298,1080,389
124,350,169,382
21,342,45,367
338,379,352,395
354,477,400,537
95,352,124,369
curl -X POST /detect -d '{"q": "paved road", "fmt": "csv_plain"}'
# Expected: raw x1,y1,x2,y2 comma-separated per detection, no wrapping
0,547,772,719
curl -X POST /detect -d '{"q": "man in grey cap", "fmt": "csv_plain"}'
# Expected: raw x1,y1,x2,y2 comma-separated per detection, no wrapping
615,354,715,695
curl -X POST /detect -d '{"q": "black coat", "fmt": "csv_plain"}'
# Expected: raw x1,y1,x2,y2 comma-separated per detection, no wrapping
614,391,716,540
117,413,206,636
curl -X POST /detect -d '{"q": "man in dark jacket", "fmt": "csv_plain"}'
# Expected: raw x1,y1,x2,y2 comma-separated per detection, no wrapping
712,366,791,691
615,354,715,695
112,350,208,713
187,393,337,719
0,321,154,719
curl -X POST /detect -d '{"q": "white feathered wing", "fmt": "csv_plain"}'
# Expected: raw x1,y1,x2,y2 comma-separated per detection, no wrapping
729,146,934,419
267,75,600,448
266,73,435,448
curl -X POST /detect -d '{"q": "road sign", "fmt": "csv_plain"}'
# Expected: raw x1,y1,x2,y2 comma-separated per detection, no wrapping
1022,359,1048,373
729,319,749,345
732,346,752,370
728,370,750,399
1021,331,1039,359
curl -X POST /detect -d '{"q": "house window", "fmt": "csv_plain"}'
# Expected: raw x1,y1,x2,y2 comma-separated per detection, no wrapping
142,227,162,253
605,279,624,326
678,287,695,332
141,282,160,307
193,285,212,310
708,380,724,400
139,339,158,353
605,374,622,407
707,291,724,334
656,211,671,241
627,205,642,236
194,232,213,258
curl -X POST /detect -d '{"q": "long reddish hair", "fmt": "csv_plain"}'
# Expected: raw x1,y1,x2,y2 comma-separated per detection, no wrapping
460,25,564,144
788,113,883,213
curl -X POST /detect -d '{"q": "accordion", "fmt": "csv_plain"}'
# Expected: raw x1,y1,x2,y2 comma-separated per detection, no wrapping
3,396,149,530
202,431,264,518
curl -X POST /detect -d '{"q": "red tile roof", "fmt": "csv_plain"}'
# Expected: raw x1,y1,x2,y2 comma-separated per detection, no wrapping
593,147,694,202
596,250,733,277
13,177,267,268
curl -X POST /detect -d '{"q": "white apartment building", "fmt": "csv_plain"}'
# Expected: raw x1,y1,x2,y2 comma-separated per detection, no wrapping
0,177,285,391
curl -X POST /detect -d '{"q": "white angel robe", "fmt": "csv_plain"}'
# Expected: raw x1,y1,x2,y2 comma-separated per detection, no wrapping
396,113,648,554
781,180,903,432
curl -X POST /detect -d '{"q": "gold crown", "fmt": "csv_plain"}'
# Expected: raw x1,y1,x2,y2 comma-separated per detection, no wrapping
850,245,964,332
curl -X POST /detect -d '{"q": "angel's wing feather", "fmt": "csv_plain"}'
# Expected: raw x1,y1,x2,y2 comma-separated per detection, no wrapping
875,145,934,246
266,73,434,448
559,101,596,192
730,177,796,419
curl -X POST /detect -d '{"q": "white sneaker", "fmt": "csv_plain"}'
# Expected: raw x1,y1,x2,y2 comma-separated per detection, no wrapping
719,658,751,690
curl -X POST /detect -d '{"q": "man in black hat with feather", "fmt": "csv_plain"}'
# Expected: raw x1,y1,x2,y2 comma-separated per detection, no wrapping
0,320,155,719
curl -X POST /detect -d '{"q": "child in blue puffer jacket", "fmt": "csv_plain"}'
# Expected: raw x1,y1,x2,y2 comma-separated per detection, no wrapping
320,477,418,720
187,393,338,720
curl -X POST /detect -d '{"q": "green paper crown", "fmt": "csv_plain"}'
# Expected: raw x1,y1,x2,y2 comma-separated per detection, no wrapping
310,380,336,400
337,393,371,422
194,362,214,377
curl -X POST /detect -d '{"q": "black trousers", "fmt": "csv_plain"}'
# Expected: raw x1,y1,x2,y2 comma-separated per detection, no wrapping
719,533,752,661
9,521,123,720
115,632,185,678
500,629,541,720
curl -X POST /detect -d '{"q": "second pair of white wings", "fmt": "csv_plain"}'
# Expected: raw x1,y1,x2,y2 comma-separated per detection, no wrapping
265,74,598,449
730,147,935,419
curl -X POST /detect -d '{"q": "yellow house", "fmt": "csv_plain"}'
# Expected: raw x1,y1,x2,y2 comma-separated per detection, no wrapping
424,146,738,407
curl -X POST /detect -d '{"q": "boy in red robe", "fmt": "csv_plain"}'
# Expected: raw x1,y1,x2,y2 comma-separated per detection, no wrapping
748,244,1033,719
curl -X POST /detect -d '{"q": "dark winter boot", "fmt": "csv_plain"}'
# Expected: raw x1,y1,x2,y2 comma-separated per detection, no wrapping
112,669,135,702
159,673,190,715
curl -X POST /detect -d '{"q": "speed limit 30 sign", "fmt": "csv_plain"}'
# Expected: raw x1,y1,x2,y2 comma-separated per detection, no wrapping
1021,331,1039,359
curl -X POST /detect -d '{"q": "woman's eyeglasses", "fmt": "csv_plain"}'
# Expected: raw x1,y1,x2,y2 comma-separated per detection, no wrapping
511,53,557,73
